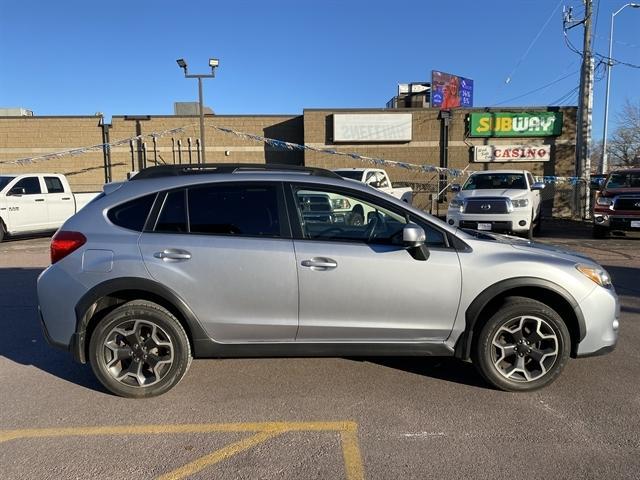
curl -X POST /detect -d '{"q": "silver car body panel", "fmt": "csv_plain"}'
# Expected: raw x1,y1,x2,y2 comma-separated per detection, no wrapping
37,170,618,360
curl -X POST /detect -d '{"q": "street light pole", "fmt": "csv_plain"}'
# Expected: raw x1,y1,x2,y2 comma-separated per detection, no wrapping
176,58,219,164
600,3,640,174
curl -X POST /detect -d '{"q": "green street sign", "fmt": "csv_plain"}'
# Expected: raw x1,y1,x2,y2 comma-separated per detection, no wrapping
469,112,563,137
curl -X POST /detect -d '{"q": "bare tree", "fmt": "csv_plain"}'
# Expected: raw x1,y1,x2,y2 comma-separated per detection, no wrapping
608,99,640,168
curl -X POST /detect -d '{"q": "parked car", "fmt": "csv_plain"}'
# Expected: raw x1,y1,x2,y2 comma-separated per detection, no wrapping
37,164,618,398
592,168,640,238
446,170,545,239
0,173,100,242
333,168,413,204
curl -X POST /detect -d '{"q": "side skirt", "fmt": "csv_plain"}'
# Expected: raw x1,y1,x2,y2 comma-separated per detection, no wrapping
193,339,455,358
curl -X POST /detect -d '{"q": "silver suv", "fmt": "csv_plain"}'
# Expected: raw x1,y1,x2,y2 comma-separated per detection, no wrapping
37,164,619,398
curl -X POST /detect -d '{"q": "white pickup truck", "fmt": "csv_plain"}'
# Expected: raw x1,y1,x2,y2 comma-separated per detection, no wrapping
0,173,100,242
334,168,413,204
445,169,545,240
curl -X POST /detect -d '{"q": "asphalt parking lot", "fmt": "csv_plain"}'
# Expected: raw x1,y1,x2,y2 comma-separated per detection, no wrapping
1,222,639,479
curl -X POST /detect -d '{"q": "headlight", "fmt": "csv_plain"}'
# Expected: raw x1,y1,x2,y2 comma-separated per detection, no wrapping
449,199,463,210
596,196,613,206
576,264,612,289
512,198,529,208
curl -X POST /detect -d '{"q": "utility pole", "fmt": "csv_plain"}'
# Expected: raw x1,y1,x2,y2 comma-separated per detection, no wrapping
571,0,594,219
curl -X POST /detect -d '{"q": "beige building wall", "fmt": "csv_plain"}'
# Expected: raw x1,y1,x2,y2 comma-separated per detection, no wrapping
0,116,105,192
0,107,578,217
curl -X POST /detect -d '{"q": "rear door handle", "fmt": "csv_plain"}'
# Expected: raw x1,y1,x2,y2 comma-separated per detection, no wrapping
35,198,45,202
301,257,338,271
153,249,192,261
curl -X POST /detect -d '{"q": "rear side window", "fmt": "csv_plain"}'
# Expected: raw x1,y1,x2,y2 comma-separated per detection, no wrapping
108,194,156,231
188,184,280,237
155,190,188,233
44,176,65,193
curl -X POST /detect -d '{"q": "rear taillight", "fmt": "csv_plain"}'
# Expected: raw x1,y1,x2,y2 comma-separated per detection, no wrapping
50,231,86,264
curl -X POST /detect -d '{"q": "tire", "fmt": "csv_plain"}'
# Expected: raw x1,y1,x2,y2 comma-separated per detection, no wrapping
88,300,192,398
533,212,542,235
0,221,4,243
472,296,571,392
593,225,609,239
349,213,364,226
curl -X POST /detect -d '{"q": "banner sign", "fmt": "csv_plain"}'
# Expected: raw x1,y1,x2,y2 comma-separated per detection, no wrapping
474,145,551,162
469,112,563,137
431,71,474,109
333,113,412,142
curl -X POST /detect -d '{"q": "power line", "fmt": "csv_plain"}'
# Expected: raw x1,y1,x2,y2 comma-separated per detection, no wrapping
491,69,579,106
504,0,564,84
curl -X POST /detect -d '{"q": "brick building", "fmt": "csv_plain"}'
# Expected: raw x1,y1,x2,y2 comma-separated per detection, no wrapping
0,106,578,216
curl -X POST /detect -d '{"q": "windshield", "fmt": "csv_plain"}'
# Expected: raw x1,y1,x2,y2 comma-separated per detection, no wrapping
335,171,364,181
463,173,527,190
605,172,640,189
0,176,15,191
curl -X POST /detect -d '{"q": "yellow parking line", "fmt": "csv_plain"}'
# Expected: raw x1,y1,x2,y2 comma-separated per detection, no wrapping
0,421,365,480
157,430,283,480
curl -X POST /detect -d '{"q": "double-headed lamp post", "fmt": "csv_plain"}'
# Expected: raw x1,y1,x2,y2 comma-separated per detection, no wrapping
176,58,219,164
600,3,640,174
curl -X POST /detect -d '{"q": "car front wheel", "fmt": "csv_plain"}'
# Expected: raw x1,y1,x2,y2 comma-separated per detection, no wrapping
473,297,570,392
89,300,192,398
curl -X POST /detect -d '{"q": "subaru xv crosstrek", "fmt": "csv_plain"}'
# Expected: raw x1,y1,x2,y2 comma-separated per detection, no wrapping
37,164,619,398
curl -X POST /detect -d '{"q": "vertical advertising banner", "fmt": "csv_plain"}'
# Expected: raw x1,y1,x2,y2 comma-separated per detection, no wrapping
431,71,474,109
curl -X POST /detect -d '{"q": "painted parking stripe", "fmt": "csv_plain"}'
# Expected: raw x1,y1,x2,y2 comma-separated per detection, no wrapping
0,421,364,480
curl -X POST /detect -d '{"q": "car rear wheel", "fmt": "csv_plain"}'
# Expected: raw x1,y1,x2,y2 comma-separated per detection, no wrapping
89,300,192,398
473,297,570,392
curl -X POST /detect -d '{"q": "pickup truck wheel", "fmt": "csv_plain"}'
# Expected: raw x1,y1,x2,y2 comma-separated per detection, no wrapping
0,221,4,243
473,297,570,392
593,225,609,239
89,300,192,398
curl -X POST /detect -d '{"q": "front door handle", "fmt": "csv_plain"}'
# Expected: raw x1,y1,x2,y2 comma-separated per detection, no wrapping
35,198,45,202
301,257,338,271
154,249,192,261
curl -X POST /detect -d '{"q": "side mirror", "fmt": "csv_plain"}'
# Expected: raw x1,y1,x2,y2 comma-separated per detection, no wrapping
531,182,546,191
403,224,429,261
8,187,26,196
450,184,461,192
592,178,606,191
403,223,426,247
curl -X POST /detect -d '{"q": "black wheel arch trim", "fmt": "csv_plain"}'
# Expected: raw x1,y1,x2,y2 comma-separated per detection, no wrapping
455,277,586,360
73,277,209,364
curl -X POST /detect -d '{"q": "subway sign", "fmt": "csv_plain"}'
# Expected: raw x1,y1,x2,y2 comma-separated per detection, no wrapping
469,112,563,137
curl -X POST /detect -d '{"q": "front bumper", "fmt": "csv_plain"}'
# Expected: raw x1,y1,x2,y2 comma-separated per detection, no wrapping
592,213,640,231
446,210,532,233
575,284,619,357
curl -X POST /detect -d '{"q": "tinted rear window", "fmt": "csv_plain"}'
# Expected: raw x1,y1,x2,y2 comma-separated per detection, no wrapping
108,194,156,231
45,176,65,193
188,184,280,236
155,190,188,233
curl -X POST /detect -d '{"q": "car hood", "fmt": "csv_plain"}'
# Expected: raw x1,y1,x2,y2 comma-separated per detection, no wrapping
461,229,595,263
601,188,640,196
456,189,527,199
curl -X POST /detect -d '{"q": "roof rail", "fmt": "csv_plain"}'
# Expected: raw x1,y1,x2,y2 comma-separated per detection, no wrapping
130,163,341,181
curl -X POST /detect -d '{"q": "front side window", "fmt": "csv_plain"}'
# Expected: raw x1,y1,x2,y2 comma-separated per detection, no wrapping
44,176,64,194
293,187,407,244
187,184,280,237
13,177,41,195
463,173,527,190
